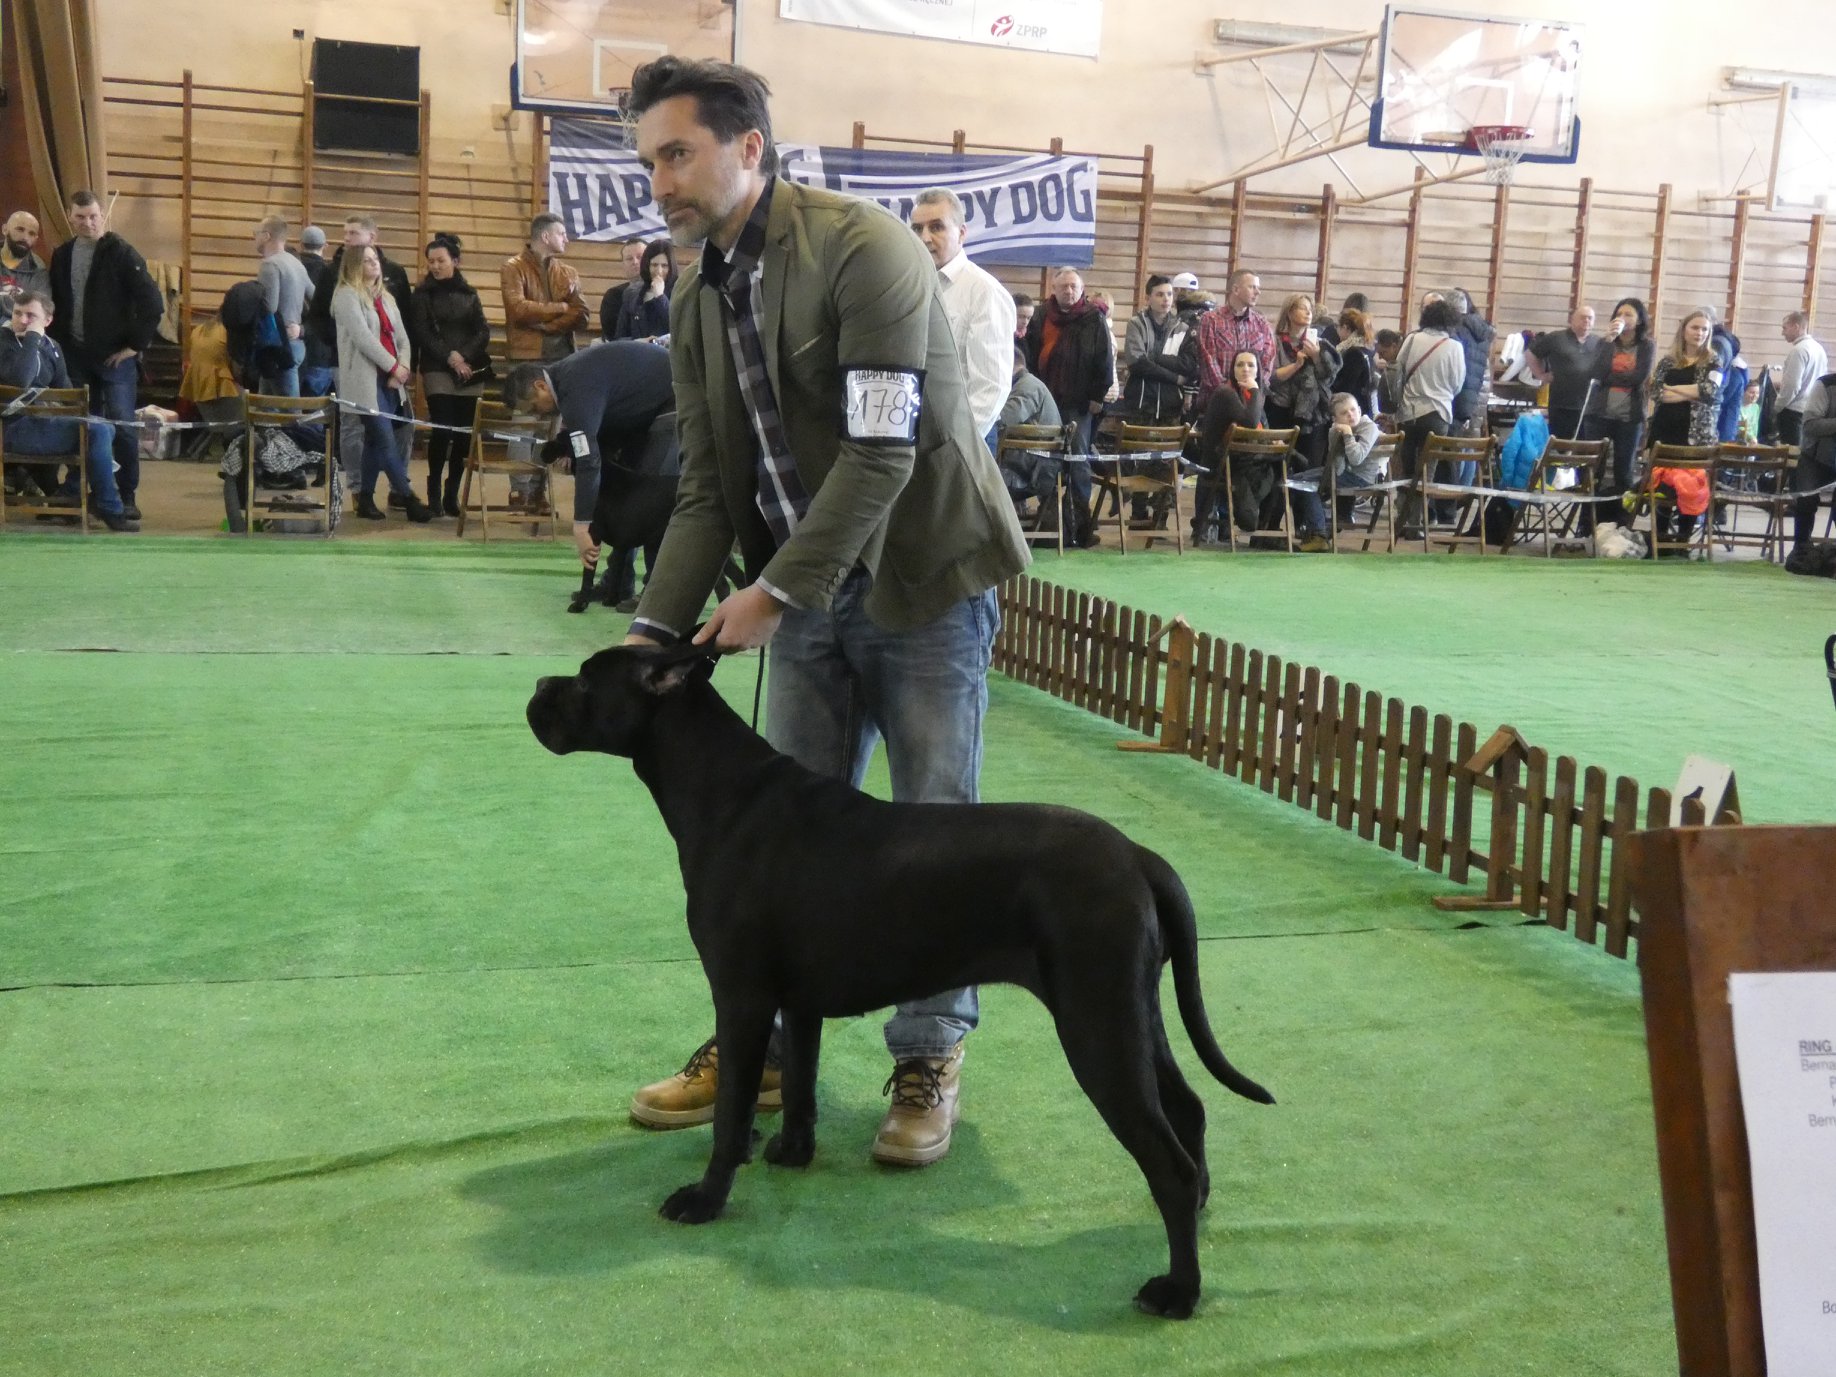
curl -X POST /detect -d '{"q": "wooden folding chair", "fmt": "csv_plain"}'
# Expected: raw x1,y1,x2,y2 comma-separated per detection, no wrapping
1521,436,1607,556
239,392,336,537
0,385,92,534
1713,442,1794,562
995,422,1072,555
1642,443,1719,561
1220,425,1301,553
1418,431,1497,555
1325,431,1398,552
455,400,558,540
1093,422,1190,554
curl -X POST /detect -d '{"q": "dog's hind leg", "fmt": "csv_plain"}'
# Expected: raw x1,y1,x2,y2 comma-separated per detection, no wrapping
1150,1004,1210,1209
764,1009,821,1168
659,1005,776,1225
1053,1006,1205,1319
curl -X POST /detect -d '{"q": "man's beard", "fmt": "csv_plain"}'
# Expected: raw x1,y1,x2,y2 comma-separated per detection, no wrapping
4,235,31,257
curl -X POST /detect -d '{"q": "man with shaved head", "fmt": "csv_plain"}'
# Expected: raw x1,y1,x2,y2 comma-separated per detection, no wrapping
0,210,48,316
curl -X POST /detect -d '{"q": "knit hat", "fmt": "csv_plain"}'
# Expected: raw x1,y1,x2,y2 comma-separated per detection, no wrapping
299,225,327,250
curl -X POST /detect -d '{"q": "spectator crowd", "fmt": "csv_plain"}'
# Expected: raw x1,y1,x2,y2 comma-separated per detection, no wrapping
5,180,1831,564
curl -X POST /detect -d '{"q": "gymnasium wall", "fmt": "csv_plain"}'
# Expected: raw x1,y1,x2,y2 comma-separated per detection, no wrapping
76,0,1836,378
96,0,1836,201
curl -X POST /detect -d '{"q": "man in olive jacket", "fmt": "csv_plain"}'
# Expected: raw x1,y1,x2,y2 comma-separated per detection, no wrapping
620,57,1028,1168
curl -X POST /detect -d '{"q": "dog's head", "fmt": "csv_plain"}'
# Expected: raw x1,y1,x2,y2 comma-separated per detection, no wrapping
526,640,719,758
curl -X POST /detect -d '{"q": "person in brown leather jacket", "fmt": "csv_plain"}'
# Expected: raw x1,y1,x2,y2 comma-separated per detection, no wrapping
500,213,589,363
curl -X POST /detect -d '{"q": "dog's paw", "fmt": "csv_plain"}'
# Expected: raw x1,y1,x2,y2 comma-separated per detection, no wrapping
658,1184,726,1225
1133,1275,1198,1320
763,1130,815,1168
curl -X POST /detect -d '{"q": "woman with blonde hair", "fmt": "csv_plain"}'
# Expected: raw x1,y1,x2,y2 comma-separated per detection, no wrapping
332,244,431,522
1264,292,1340,469
1645,306,1722,549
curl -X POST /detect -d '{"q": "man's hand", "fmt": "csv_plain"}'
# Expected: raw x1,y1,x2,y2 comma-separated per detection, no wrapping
285,322,302,341
1087,400,1105,415
695,582,784,652
572,520,599,570
103,348,136,368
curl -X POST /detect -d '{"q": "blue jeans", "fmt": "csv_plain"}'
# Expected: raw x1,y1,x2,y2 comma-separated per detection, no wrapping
4,416,124,515
767,568,999,1059
299,364,335,398
260,339,307,397
68,353,139,499
350,391,414,498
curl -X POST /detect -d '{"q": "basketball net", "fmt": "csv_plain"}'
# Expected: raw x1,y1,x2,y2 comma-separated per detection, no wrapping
1469,125,1534,186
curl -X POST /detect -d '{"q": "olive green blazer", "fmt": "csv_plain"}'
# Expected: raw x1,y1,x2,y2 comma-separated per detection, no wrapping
633,179,1029,636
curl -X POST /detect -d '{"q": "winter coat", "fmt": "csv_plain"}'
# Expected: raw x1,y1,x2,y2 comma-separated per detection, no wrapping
330,283,411,412
1121,308,1194,422
47,232,164,367
407,272,493,381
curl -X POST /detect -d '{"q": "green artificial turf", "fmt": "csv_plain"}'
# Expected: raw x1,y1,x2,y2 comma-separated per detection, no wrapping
0,537,1678,1374
1036,549,1836,824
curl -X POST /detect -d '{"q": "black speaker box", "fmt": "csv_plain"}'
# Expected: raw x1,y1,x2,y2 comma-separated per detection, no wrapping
311,39,421,156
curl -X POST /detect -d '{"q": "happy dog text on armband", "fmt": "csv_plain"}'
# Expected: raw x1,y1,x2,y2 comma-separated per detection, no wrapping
842,367,924,446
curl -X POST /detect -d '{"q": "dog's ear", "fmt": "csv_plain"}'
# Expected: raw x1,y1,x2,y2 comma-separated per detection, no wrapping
634,640,719,696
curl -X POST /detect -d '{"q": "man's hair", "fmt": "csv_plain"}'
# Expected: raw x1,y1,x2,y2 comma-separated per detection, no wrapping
12,288,52,314
344,214,377,233
1375,328,1403,349
258,214,289,241
628,56,779,177
1146,274,1171,293
68,189,101,210
1226,268,1258,293
1419,299,1460,332
529,213,564,241
1012,292,1033,309
507,362,549,410
1341,292,1369,313
1051,266,1082,284
913,187,965,225
1786,309,1810,329
619,235,646,248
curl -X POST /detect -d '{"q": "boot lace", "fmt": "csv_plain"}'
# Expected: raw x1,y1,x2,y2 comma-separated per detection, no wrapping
882,1058,946,1111
678,1038,718,1080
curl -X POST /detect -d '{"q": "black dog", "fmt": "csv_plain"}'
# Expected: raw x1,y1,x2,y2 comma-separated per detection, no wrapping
526,643,1274,1319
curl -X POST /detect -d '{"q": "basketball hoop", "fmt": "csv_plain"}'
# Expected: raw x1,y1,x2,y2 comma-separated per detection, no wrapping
608,87,638,147
1467,125,1535,186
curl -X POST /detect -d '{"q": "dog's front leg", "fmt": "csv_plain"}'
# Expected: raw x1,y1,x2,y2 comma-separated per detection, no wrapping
763,1010,821,1167
658,1007,775,1225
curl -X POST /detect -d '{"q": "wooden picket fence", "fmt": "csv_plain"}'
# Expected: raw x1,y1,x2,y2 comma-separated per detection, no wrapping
994,576,1737,960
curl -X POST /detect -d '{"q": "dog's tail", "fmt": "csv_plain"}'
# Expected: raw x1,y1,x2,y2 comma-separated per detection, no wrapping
1145,849,1275,1106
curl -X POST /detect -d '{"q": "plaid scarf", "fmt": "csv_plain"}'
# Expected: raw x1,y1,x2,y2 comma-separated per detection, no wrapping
700,179,808,546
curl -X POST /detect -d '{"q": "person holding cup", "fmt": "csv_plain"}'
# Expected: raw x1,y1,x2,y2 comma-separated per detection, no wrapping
1264,293,1340,468
1580,298,1655,523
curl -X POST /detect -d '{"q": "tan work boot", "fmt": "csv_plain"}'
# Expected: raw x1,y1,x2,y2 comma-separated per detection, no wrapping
870,1043,965,1166
629,1037,783,1129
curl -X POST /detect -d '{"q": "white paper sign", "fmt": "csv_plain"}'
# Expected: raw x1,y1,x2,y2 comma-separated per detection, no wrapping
1728,971,1836,1377
779,0,1104,60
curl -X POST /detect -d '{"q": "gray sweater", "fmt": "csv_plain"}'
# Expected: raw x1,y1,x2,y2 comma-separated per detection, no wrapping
259,251,313,329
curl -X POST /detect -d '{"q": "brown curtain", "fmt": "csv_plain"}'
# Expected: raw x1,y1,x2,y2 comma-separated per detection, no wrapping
9,0,106,241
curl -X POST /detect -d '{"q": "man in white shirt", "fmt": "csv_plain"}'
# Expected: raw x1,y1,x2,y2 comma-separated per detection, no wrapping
1778,311,1829,449
910,188,1016,450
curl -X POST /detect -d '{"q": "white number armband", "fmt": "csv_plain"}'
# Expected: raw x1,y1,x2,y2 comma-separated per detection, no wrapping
842,367,924,446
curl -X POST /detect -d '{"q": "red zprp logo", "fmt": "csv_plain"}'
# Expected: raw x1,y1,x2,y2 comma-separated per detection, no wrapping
990,15,1013,36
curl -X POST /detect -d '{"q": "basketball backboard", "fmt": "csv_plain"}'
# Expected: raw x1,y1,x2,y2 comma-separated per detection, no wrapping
512,0,735,116
1776,88,1836,211
1368,6,1581,165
